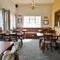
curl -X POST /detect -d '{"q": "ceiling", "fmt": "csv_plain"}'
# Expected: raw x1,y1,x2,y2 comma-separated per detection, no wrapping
11,0,54,4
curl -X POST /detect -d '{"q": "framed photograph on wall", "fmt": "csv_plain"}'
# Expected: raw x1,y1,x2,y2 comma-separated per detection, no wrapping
43,20,49,25
43,15,49,20
18,18,22,23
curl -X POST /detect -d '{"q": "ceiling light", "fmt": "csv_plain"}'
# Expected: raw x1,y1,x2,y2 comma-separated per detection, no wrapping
30,0,36,10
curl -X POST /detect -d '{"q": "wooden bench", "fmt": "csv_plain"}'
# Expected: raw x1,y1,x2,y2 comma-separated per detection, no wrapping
16,27,52,38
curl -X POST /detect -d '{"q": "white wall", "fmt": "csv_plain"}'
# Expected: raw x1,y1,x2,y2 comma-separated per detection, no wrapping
16,4,52,28
0,0,16,13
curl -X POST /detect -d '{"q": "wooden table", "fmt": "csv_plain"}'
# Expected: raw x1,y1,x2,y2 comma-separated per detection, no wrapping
37,33,59,37
0,41,13,54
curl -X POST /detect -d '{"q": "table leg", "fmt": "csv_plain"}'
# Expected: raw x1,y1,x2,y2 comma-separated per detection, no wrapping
39,38,42,47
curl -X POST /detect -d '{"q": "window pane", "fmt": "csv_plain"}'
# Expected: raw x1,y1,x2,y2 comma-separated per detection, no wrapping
10,13,16,30
23,16,41,28
0,10,3,30
30,16,35,20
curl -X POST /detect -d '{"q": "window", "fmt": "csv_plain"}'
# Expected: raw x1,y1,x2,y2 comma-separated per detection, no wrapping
0,10,3,30
23,16,41,28
10,13,16,30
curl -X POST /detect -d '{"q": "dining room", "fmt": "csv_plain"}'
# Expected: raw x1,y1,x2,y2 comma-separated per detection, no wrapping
0,0,60,60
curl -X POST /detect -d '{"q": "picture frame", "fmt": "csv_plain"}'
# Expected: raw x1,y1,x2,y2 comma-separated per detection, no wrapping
18,18,22,23
43,20,49,25
43,15,49,20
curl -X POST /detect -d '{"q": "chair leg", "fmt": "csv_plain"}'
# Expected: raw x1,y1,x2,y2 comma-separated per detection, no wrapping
50,43,53,52
39,38,42,47
58,43,60,53
42,43,45,53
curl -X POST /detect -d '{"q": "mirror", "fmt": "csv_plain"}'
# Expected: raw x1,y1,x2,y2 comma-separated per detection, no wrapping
55,9,60,27
43,20,49,25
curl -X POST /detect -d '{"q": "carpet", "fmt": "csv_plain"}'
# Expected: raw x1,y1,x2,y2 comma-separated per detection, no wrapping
17,39,60,60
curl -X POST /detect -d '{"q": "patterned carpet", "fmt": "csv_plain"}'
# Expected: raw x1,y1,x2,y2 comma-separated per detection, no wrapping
17,39,60,60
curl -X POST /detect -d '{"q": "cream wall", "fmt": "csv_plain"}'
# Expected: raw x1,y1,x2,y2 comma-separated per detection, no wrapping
52,0,60,34
0,0,16,13
16,4,52,28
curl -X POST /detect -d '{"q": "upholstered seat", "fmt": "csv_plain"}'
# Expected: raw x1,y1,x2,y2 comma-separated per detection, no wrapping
42,40,51,43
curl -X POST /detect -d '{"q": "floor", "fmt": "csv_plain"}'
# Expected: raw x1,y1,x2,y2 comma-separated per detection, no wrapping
17,39,60,60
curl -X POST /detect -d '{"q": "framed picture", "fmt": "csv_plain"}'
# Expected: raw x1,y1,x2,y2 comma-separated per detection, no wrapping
18,18,22,23
43,20,49,25
43,15,49,20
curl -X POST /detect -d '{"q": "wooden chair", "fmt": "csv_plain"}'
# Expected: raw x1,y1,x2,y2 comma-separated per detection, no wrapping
4,30,11,41
42,33,53,52
55,36,60,53
17,32,23,48
47,29,56,33
2,46,16,60
10,33,17,41
2,42,20,60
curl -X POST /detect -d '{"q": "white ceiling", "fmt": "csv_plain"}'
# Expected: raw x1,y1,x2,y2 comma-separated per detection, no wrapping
11,0,54,4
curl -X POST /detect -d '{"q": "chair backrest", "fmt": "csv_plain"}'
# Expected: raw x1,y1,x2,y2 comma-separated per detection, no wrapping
44,33,53,42
47,30,56,33
6,30,10,35
0,27,2,34
4,30,10,41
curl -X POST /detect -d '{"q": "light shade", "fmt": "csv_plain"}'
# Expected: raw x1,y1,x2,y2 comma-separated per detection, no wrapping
30,0,36,10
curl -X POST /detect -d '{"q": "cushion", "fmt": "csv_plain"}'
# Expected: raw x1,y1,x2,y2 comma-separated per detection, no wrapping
3,50,11,55
14,42,20,49
2,54,15,60
10,55,15,60
3,46,16,56
2,54,11,60
10,46,17,54
42,40,51,43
